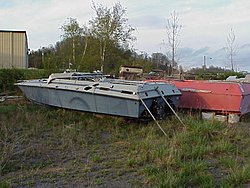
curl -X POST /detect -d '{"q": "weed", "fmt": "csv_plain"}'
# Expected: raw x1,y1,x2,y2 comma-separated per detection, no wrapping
218,157,250,186
90,154,103,163
95,179,103,185
117,169,126,176
0,123,26,174
225,161,250,187
1,100,250,187
0,181,10,188
125,158,138,168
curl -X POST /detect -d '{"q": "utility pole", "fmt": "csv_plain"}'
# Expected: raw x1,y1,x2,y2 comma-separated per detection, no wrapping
203,56,206,71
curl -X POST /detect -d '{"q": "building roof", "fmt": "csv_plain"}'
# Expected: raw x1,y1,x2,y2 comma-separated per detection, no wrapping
0,30,27,34
0,30,29,50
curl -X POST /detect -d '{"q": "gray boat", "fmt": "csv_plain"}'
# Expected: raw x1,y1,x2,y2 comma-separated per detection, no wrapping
15,72,182,120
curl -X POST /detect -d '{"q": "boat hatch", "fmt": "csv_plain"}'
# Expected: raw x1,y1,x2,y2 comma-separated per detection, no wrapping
84,86,92,90
121,90,134,95
100,87,110,91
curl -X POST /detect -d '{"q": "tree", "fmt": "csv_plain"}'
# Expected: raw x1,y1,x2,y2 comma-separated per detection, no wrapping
28,50,42,68
224,28,238,72
89,2,136,73
151,53,170,71
165,10,182,75
60,18,84,69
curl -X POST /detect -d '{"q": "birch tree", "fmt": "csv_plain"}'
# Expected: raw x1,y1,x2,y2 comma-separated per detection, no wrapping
89,2,136,72
60,18,84,69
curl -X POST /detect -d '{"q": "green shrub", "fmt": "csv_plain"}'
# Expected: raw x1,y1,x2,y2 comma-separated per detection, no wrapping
0,69,24,91
0,69,60,92
0,181,10,188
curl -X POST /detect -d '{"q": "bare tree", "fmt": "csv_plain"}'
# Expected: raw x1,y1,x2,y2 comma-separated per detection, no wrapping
89,2,136,72
225,28,238,71
165,10,182,75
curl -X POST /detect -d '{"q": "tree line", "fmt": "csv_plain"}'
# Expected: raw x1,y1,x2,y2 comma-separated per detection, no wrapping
28,2,174,75
28,2,238,75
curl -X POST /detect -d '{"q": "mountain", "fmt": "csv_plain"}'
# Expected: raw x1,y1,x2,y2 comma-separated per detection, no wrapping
179,44,250,72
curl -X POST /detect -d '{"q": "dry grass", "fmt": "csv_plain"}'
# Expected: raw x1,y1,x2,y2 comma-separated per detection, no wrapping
1,99,250,187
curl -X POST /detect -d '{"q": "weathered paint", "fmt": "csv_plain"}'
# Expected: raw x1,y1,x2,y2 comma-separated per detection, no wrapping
145,80,250,115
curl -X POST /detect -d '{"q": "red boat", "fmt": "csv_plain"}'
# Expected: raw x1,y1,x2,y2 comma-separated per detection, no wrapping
145,77,250,115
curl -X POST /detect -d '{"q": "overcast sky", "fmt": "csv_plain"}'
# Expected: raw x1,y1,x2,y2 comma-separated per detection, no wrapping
1,0,250,71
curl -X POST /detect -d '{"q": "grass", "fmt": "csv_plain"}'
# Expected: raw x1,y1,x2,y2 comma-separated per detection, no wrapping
0,99,250,187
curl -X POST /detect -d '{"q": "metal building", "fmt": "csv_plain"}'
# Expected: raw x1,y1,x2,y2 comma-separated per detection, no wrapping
0,30,29,69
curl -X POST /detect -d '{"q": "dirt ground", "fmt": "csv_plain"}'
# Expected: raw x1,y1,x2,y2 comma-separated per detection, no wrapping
0,99,152,188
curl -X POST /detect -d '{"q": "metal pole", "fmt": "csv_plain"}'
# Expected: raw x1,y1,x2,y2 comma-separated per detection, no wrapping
138,96,167,136
156,88,186,127
203,56,206,71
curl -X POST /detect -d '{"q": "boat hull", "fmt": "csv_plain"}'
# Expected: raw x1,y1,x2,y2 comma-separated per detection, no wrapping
145,80,250,115
16,78,181,119
18,86,141,117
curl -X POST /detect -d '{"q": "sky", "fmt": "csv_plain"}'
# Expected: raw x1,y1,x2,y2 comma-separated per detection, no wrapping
1,0,250,71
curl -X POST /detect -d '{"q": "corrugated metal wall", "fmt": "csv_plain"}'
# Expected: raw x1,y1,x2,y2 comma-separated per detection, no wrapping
0,31,28,69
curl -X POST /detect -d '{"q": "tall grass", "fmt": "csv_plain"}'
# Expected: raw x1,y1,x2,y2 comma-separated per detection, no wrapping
1,101,250,187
